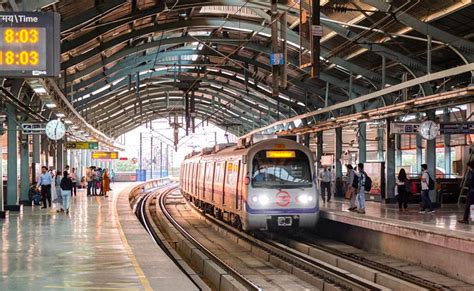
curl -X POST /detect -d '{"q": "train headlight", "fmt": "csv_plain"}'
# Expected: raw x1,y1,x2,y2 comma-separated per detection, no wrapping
251,196,258,203
298,194,313,204
258,195,270,205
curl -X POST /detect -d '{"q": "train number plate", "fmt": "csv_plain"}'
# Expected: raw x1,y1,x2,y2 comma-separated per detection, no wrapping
277,216,292,226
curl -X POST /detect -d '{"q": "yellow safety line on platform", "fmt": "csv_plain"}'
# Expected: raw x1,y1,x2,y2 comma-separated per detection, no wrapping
113,186,153,291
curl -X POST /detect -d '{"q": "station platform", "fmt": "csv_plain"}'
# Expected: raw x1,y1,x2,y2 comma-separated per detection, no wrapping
318,199,474,284
0,182,197,290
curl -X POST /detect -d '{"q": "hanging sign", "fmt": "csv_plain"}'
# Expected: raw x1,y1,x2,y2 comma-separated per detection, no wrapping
390,122,420,134
270,53,284,65
439,122,474,134
92,151,118,160
21,123,45,134
65,141,99,150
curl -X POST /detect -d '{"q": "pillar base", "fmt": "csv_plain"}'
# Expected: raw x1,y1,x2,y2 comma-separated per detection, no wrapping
0,211,5,218
19,200,31,206
5,205,21,211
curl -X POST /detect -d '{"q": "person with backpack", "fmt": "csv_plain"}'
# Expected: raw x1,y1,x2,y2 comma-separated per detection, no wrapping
356,163,368,214
458,161,474,224
60,171,73,214
396,168,409,211
420,164,435,213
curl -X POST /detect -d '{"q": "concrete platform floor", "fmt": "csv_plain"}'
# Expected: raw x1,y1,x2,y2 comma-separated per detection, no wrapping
0,182,150,290
323,198,474,236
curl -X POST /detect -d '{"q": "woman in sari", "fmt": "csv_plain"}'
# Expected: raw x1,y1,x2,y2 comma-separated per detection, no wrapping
102,169,111,197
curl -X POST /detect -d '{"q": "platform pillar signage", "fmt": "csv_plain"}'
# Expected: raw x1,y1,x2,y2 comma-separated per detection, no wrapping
439,122,474,134
390,122,420,134
65,141,99,150
0,12,60,77
92,151,118,160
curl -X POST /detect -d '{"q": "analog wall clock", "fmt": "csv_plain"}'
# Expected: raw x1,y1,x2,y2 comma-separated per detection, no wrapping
419,120,439,140
45,119,66,140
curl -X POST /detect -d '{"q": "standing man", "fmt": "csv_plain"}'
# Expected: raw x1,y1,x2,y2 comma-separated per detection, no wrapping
85,167,92,196
356,163,366,214
70,168,78,197
458,161,474,224
420,164,435,213
36,166,52,209
319,165,332,203
65,165,70,175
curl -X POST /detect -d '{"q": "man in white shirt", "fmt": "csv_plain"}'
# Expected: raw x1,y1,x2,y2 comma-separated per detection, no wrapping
319,165,332,203
420,164,434,213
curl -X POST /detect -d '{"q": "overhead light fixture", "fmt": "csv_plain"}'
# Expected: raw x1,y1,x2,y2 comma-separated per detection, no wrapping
64,119,73,124
46,103,56,108
56,113,65,117
33,87,47,94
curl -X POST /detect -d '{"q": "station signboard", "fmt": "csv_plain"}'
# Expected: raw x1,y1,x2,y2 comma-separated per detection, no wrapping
0,12,60,77
390,122,420,134
92,151,118,160
21,123,44,134
439,122,474,134
65,142,99,150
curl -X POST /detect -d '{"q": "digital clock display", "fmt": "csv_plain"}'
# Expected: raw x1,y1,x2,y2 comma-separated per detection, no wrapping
0,28,46,70
0,12,59,77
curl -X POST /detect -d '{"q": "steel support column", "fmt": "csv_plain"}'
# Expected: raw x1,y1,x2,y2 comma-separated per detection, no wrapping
416,135,423,175
6,104,19,210
386,120,396,201
57,140,64,173
425,111,437,204
335,128,342,179
19,133,30,204
444,109,451,177
377,127,384,161
358,122,367,163
395,134,402,167
311,0,321,78
271,0,280,118
316,131,323,171
150,134,153,179
32,134,40,183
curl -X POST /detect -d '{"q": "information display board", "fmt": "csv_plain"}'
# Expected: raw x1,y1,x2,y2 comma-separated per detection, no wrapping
65,142,99,150
92,151,118,160
439,122,474,134
0,12,60,77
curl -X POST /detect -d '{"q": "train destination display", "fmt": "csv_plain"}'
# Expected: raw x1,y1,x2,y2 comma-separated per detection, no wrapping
0,12,60,77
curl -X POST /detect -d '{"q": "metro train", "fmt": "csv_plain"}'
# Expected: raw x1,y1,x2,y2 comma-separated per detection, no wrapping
180,136,319,231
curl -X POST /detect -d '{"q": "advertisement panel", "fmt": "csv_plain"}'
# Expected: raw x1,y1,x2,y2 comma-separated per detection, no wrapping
363,162,385,202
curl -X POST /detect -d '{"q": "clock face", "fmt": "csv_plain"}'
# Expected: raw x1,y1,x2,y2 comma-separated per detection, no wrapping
45,120,66,140
419,120,439,140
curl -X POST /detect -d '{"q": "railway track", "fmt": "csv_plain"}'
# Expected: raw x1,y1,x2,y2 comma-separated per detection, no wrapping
135,185,458,290
270,232,453,291
158,185,390,290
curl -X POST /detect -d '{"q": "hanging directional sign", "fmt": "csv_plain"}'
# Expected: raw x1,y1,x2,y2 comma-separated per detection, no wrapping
21,123,45,134
270,53,284,65
439,122,474,134
65,141,99,150
92,151,118,160
390,122,420,134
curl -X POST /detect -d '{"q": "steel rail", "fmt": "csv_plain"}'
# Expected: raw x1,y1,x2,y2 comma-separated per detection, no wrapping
288,234,452,291
158,185,262,291
183,195,385,290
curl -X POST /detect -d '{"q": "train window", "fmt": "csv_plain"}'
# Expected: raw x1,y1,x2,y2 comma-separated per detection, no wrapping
215,163,222,182
251,150,312,188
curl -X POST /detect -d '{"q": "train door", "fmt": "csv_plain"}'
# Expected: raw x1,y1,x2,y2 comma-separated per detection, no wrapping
211,161,216,202
222,161,227,206
195,163,200,196
235,160,241,210
201,163,207,200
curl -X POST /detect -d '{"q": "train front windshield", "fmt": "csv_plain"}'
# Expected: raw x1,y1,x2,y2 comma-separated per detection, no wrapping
251,150,312,188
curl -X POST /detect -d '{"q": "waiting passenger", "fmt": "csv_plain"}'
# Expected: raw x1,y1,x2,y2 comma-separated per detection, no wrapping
319,165,332,203
102,168,111,198
458,161,474,224
396,168,409,211
60,171,73,214
52,171,63,212
356,163,366,214
346,165,357,211
70,168,78,197
36,166,52,209
419,164,434,213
